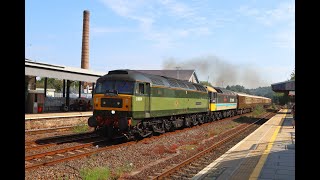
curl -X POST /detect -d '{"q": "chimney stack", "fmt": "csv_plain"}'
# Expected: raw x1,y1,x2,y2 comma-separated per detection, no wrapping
81,10,90,69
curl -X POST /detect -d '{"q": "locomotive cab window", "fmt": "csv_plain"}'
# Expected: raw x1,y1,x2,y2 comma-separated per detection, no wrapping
208,92,217,103
212,93,217,103
136,83,145,94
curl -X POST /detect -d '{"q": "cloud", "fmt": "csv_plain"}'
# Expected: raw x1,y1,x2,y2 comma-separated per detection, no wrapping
157,0,196,19
238,1,295,26
100,0,143,17
238,1,295,50
98,0,215,49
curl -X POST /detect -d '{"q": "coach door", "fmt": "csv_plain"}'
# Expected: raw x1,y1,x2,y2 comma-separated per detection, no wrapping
145,83,151,118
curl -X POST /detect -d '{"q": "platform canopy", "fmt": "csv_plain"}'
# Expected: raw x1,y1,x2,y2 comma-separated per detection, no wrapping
271,80,295,93
25,59,106,82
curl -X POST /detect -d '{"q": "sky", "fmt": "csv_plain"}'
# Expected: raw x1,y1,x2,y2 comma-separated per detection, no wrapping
25,0,295,89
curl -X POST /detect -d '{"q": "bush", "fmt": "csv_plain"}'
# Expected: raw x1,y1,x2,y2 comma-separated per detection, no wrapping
251,105,265,117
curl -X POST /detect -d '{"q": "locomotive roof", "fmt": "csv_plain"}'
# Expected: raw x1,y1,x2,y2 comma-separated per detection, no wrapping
204,85,217,92
134,70,198,83
98,69,207,92
212,87,238,95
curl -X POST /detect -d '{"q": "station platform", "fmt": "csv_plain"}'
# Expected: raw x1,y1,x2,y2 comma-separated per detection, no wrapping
25,111,93,130
192,109,295,180
25,111,92,120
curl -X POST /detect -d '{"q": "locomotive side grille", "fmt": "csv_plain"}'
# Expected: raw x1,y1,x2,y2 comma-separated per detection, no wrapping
101,98,123,108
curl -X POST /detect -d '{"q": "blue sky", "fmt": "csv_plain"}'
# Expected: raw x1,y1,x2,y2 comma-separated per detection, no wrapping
25,0,295,89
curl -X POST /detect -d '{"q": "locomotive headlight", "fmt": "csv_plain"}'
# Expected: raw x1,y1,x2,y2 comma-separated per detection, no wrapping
111,110,116,114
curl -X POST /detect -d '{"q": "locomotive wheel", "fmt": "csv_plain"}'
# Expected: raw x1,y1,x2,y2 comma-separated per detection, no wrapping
164,120,172,132
135,122,153,138
223,111,227,118
184,117,191,127
191,116,198,126
198,116,204,124
96,126,107,137
215,113,220,120
152,122,165,134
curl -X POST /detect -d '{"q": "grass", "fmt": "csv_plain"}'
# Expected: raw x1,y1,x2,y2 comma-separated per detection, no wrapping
180,144,197,151
80,166,111,180
72,124,89,133
80,164,134,180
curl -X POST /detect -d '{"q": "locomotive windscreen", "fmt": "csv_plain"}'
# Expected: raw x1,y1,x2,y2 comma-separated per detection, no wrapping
95,80,134,95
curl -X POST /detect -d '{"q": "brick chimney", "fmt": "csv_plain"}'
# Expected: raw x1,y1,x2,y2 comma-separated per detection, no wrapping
81,10,90,69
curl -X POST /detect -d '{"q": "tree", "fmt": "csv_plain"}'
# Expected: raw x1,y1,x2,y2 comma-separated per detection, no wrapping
226,85,249,94
36,77,70,92
290,68,295,80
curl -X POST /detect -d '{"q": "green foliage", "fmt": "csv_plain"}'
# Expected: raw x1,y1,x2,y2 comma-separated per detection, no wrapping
36,77,80,93
72,124,89,133
251,105,265,117
226,85,251,94
290,68,295,80
80,166,111,180
272,92,290,105
249,86,275,98
80,164,133,180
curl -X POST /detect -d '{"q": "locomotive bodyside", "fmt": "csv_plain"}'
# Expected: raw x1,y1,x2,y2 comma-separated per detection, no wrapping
89,70,209,139
205,86,238,119
148,86,208,117
215,88,238,111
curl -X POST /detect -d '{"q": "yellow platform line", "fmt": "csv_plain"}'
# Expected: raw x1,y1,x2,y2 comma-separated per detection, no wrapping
249,110,288,180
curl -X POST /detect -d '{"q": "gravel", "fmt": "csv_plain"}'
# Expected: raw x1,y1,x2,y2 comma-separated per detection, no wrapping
25,114,262,180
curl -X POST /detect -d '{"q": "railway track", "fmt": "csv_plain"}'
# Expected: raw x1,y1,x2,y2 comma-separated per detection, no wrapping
25,137,135,171
148,112,274,179
25,111,273,173
25,132,100,151
25,125,94,135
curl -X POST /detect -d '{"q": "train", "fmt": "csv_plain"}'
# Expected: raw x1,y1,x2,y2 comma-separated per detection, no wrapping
88,70,271,140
